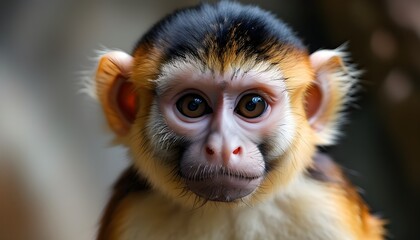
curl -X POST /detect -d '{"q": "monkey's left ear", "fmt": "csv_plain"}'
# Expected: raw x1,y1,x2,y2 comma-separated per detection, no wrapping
305,49,357,145
95,51,138,137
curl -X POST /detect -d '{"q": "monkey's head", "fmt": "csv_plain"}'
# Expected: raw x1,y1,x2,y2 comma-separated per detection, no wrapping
91,2,356,207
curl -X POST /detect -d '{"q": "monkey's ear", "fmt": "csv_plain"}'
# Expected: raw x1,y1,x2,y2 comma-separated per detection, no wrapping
95,51,138,137
305,49,357,145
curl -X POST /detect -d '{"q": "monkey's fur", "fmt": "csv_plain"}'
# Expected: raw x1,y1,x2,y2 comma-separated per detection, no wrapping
87,2,385,239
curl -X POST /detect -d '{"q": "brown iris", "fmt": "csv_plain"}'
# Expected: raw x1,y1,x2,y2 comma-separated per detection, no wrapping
235,94,267,118
176,93,212,118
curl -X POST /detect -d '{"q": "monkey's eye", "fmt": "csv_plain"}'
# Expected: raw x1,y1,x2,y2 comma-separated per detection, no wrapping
235,94,267,118
176,94,212,118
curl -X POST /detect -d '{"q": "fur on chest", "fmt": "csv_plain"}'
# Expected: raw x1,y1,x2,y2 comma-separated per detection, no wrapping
106,179,355,240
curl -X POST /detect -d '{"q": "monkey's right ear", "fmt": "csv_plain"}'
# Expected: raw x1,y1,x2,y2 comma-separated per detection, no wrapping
95,51,137,137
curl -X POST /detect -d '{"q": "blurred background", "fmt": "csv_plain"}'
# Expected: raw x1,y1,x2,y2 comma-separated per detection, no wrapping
0,0,419,239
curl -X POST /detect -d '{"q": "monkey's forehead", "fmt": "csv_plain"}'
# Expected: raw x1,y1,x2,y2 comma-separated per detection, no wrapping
154,57,287,97
133,2,306,67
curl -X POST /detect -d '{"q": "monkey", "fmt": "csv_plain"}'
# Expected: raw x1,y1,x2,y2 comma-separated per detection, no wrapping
86,2,385,239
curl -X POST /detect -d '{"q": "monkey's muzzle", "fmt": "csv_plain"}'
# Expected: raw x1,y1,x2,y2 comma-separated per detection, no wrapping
181,167,263,202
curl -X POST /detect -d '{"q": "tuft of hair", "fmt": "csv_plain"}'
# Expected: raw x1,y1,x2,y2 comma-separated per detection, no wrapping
77,46,119,100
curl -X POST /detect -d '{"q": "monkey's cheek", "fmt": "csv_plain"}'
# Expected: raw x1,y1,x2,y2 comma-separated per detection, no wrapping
185,176,263,202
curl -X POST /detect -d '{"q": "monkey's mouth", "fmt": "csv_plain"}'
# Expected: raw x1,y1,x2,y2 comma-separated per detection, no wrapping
180,166,263,202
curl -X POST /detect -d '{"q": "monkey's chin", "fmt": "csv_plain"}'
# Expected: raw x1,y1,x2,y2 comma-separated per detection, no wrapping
185,175,263,202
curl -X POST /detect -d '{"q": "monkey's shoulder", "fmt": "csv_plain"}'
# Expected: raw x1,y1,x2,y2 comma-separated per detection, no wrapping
97,167,151,240
306,153,385,239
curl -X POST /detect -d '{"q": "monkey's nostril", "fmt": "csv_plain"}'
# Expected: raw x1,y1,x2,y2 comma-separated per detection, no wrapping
232,147,241,155
206,147,215,155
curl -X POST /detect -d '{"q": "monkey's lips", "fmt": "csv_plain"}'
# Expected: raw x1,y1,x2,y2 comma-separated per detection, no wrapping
181,167,263,202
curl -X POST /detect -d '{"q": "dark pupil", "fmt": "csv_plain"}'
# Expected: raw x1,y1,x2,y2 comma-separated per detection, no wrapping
246,96,262,111
188,98,202,111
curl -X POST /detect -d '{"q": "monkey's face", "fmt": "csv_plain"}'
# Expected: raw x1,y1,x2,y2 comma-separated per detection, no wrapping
146,60,296,202
122,44,318,208
94,2,353,208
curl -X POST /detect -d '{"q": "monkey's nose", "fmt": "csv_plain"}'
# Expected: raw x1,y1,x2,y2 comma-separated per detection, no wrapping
205,146,241,156
232,147,241,155
205,144,243,166
206,147,215,155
